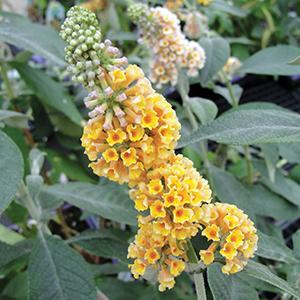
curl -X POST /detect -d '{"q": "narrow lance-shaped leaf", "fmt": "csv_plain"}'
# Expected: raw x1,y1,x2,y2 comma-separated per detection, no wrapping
177,107,300,148
0,130,24,213
0,11,65,66
41,182,137,225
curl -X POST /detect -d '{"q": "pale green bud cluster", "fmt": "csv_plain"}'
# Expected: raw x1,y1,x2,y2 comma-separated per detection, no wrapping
60,6,127,89
127,3,150,27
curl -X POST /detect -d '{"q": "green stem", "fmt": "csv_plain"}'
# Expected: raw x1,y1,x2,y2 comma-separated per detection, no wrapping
0,62,15,100
243,145,253,185
19,181,41,222
221,70,238,108
194,273,207,300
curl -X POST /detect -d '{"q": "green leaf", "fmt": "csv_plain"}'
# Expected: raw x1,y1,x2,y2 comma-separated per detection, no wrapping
244,261,300,298
257,230,298,264
214,85,243,107
0,224,24,244
0,110,29,128
208,263,259,300
0,130,24,213
255,161,300,206
0,11,65,66
2,271,28,300
210,0,248,17
0,240,32,268
248,184,299,220
260,144,279,182
239,46,300,75
293,229,300,258
28,232,96,300
210,166,255,218
41,182,137,225
12,62,83,126
188,97,218,125
177,107,300,148
91,262,128,276
197,37,230,84
68,230,128,262
278,143,300,164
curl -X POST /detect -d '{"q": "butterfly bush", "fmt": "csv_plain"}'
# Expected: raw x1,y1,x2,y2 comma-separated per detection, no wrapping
60,5,258,292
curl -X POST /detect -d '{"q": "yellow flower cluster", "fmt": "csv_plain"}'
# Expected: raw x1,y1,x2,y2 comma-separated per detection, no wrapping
129,5,206,87
128,154,212,291
199,203,258,274
81,65,181,186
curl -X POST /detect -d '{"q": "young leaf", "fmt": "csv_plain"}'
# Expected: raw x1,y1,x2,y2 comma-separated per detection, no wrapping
41,182,137,225
177,107,300,148
208,264,259,300
244,261,300,298
0,110,29,128
197,37,230,84
0,11,65,66
210,0,248,17
28,232,96,300
188,97,218,125
239,46,300,75
11,62,83,126
0,130,24,213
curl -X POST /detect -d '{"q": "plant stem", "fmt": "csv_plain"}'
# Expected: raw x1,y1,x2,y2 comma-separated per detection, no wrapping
244,145,253,185
194,273,207,300
0,62,15,100
221,70,238,108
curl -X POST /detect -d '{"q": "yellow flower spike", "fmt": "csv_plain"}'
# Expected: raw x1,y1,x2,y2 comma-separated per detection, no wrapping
223,214,240,230
106,128,127,146
162,190,181,207
169,259,185,276
126,124,145,142
202,224,220,241
145,248,160,264
102,148,119,163
150,200,166,218
148,179,164,195
141,111,159,129
173,207,194,224
158,267,176,292
200,250,214,266
130,259,147,278
220,243,237,260
226,229,245,248
121,147,137,167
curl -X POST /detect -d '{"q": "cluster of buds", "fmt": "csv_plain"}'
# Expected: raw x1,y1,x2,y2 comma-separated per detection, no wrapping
184,11,209,40
128,154,212,290
199,203,258,274
61,6,257,293
60,6,127,89
128,4,206,87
